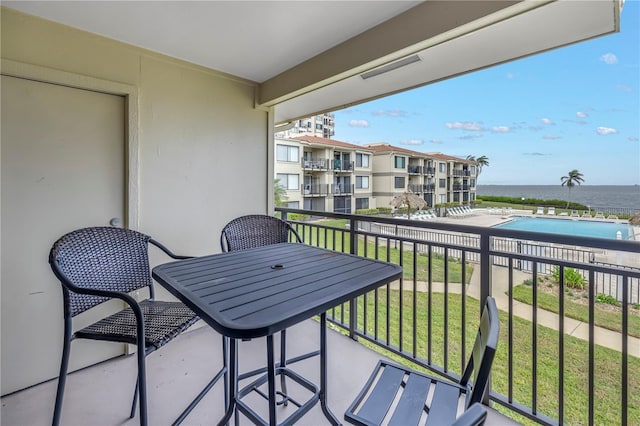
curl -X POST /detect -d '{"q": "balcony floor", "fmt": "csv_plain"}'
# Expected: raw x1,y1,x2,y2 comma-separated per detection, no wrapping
1,320,519,425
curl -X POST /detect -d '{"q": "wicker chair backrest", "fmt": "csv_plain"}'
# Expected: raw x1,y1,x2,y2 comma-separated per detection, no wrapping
221,215,300,252
49,227,153,317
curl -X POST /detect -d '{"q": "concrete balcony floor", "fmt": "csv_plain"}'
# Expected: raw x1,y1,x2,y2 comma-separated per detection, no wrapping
1,320,519,425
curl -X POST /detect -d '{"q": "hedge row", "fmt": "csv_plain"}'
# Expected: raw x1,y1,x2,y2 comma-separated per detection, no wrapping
476,195,588,210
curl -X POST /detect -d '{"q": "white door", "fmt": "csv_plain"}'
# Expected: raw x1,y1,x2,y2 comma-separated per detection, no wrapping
1,75,126,394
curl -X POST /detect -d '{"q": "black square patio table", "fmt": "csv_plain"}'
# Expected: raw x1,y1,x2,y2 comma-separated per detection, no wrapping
152,242,402,426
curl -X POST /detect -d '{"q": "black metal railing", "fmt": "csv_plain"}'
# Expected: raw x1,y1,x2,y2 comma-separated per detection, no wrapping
301,158,329,170
408,165,423,174
277,208,639,426
301,183,329,196
331,183,354,195
332,160,354,172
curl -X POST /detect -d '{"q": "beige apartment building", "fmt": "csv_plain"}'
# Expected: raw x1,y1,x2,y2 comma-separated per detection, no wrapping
276,136,478,214
276,135,374,214
364,143,478,209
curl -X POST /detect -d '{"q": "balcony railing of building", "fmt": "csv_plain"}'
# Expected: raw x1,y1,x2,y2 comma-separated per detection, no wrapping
276,207,639,426
331,183,354,195
453,170,471,177
409,183,436,193
424,167,436,175
301,158,329,171
408,165,423,175
302,183,329,196
332,159,354,172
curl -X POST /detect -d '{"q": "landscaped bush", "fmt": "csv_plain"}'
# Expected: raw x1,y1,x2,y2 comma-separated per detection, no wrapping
552,266,586,290
596,293,619,306
477,195,587,210
355,208,380,215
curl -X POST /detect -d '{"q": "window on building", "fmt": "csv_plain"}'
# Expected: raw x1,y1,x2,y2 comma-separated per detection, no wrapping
394,156,406,169
356,176,369,189
470,179,476,187
316,123,323,130
439,178,446,188
439,194,447,204
470,165,476,175
276,173,299,190
356,198,369,210
394,177,405,189
276,145,299,162
356,153,370,168
285,201,299,209
439,162,446,173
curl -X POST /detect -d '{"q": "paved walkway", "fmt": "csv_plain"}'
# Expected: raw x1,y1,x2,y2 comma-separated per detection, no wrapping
390,266,639,356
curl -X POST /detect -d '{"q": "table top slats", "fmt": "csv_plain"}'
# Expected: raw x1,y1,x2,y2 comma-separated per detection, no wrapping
153,243,402,338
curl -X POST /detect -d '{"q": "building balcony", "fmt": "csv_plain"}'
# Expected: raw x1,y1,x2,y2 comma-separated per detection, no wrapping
408,165,423,175
3,209,638,426
332,160,354,172
408,183,435,193
424,167,436,175
301,158,329,171
452,170,471,177
302,183,329,197
331,183,354,195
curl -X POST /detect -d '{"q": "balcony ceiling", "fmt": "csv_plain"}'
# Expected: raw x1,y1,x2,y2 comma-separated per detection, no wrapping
4,1,621,124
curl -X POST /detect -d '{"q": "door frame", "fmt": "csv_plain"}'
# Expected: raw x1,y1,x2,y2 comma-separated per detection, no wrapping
1,59,139,229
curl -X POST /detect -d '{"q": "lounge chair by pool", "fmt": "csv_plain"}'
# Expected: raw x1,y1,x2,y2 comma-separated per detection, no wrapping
535,206,545,215
547,207,556,215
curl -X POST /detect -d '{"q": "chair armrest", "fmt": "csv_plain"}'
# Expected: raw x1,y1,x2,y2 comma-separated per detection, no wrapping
149,238,194,260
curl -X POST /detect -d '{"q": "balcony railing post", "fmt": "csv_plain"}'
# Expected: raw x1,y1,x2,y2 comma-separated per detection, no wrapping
479,230,492,404
349,216,358,339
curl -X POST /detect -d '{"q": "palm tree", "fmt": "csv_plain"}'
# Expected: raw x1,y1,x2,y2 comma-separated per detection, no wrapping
274,178,288,206
560,169,585,208
390,190,427,220
466,155,490,175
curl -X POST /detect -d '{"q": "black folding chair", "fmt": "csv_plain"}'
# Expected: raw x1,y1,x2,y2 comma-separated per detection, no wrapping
220,215,318,405
49,226,227,426
345,297,499,426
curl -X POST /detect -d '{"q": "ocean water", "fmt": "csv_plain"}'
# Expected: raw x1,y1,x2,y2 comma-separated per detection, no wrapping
477,185,640,211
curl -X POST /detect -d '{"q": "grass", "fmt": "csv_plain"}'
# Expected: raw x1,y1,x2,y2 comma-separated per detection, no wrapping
296,219,473,284
512,284,640,339
330,290,639,426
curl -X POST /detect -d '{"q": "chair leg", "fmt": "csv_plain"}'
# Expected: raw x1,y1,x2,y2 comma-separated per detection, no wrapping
130,377,140,419
136,344,148,426
53,318,72,426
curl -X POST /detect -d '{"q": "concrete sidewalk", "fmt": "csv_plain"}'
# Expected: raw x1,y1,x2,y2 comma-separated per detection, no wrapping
470,266,640,355
389,266,639,355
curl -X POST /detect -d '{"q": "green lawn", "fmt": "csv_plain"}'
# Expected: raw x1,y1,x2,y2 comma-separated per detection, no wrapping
512,284,640,339
331,290,639,426
296,219,472,284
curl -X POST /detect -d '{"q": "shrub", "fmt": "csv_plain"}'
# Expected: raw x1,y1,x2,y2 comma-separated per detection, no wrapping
355,208,379,215
553,266,586,290
596,294,619,306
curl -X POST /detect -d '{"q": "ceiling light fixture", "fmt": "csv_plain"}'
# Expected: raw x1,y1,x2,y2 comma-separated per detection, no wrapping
360,55,422,80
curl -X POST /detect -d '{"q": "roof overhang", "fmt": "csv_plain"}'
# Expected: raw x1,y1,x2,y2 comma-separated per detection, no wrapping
269,0,622,124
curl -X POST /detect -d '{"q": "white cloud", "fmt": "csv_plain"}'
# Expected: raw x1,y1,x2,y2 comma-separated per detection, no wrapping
372,109,407,117
529,125,543,131
507,72,516,79
543,134,561,140
541,118,555,125
445,121,483,131
491,126,510,133
459,133,484,140
616,84,633,93
430,139,443,144
576,111,588,118
348,119,370,128
596,126,618,135
399,139,423,146
600,52,618,65
628,136,639,142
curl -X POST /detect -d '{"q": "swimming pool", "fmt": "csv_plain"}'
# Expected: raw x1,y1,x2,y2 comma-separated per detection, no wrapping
494,217,633,240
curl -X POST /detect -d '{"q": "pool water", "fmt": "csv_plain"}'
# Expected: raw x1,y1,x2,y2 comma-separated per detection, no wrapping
494,217,633,240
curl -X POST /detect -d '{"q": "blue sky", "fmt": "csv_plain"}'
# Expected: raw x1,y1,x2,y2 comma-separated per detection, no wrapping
333,1,639,185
